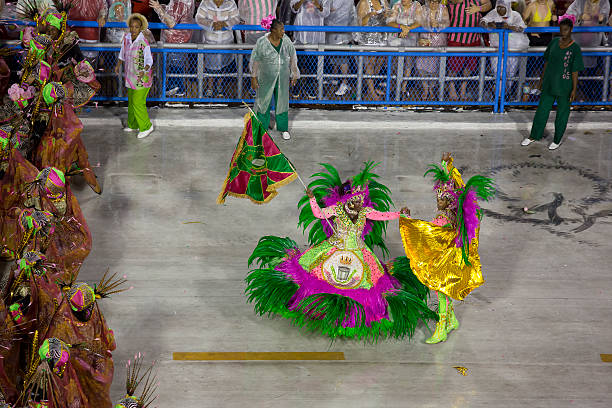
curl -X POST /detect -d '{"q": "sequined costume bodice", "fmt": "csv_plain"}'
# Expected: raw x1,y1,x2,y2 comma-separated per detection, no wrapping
327,205,368,250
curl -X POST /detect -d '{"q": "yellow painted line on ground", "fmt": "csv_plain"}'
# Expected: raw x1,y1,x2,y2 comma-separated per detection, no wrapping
173,352,345,361
601,354,612,362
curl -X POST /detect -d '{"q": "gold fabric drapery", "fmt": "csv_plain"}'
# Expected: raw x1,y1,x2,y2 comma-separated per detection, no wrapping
399,217,484,301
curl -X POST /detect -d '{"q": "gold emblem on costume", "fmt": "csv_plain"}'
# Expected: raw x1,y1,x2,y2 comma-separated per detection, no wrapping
453,366,469,376
322,250,365,289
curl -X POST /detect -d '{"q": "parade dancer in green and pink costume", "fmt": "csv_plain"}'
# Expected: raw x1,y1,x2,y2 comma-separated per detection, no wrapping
115,13,154,139
246,162,436,341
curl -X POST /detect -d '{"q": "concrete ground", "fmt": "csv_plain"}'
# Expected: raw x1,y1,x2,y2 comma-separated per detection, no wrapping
41,108,612,406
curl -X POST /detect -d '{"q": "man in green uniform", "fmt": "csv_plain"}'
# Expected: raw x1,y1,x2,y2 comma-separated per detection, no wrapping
521,17,584,150
250,19,300,140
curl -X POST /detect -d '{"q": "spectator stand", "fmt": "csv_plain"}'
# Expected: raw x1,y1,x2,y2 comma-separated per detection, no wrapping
3,20,612,113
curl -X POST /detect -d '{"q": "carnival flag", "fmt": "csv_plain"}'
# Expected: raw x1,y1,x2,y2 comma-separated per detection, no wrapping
217,112,297,204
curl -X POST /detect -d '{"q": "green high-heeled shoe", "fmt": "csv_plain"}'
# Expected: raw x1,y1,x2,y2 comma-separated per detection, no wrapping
425,314,448,344
447,303,460,333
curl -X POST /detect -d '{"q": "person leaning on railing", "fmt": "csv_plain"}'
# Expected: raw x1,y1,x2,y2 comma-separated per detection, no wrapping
291,0,330,100
150,0,196,97
196,0,240,98
481,0,528,97
522,0,557,46
68,0,108,42
521,0,556,99
325,0,357,97
446,0,491,101
566,0,609,102
239,0,279,44
356,0,391,101
521,16,584,150
417,0,449,101
386,0,422,100
106,0,132,43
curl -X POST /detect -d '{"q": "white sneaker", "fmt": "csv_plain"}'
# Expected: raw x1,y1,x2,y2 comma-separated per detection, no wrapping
335,82,350,96
521,138,535,146
548,142,560,150
281,131,291,140
137,126,154,139
123,127,136,132
166,87,179,97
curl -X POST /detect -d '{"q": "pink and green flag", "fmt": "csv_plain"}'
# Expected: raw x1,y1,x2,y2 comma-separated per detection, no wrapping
217,113,297,205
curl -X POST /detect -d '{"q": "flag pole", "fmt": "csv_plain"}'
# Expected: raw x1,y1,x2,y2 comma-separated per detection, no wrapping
241,100,337,236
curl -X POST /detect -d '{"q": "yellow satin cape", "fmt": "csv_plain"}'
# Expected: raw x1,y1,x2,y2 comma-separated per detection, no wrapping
399,217,484,301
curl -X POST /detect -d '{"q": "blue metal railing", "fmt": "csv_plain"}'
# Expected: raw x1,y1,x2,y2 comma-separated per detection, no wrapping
3,20,612,111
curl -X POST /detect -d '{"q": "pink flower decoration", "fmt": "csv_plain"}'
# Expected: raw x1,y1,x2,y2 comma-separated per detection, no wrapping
8,84,21,101
75,60,96,83
23,85,36,99
8,84,36,102
260,14,275,30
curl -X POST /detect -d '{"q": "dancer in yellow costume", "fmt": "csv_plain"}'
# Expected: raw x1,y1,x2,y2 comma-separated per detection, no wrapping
399,153,495,343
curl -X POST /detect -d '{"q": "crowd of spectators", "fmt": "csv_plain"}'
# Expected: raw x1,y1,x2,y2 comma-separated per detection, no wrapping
1,0,611,101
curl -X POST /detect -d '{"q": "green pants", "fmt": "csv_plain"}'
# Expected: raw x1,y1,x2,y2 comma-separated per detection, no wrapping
256,80,288,132
529,90,571,144
127,88,152,132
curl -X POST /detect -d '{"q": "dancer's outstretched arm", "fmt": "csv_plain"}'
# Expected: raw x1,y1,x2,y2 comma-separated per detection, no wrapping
306,190,337,219
366,207,410,221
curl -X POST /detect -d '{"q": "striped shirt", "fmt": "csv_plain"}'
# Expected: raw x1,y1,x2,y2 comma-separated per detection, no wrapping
447,0,482,45
239,0,279,25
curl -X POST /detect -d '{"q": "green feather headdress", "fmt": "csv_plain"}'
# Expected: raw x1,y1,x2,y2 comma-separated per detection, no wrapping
424,161,456,200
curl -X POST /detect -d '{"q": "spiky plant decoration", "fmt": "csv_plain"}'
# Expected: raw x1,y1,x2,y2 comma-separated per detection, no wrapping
52,0,74,14
94,269,129,299
18,331,60,408
56,272,77,293
15,0,39,22
297,162,394,258
0,46,18,58
20,361,61,407
123,353,157,408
